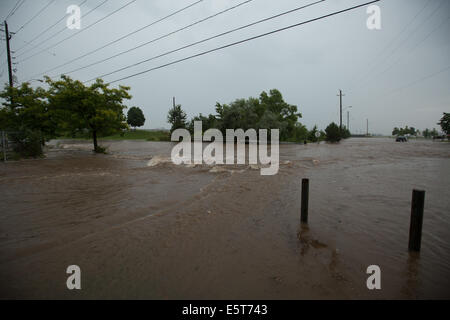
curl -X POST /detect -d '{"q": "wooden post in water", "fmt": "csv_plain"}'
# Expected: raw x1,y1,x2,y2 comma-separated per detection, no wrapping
409,189,425,252
301,179,309,224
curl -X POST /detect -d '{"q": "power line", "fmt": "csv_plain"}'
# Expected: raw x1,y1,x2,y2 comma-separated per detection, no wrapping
357,13,450,92
384,65,450,97
15,0,101,58
18,0,123,62
352,0,446,91
101,0,381,85
43,0,252,79
31,0,207,78
5,0,27,21
4,0,21,21
14,0,88,53
14,34,56,57
84,0,326,83
381,0,446,62
15,0,56,34
349,0,433,89
17,0,130,62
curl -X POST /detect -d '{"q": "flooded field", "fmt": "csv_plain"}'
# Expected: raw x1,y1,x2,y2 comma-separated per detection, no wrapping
0,138,449,299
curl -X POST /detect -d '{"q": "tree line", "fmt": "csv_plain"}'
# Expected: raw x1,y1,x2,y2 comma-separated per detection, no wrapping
167,89,350,144
392,114,449,138
1,80,352,160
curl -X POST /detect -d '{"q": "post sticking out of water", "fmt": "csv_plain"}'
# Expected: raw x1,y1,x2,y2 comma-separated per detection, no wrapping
301,179,309,224
409,189,425,252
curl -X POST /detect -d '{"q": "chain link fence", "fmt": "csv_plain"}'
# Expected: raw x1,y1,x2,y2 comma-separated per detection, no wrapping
1,131,20,162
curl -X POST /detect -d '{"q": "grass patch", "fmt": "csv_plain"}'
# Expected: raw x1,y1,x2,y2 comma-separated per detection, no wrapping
101,130,170,141
58,130,171,142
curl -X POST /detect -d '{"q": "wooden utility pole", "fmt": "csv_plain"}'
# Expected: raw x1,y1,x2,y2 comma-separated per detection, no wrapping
366,119,369,136
173,97,176,108
4,21,14,88
337,90,345,130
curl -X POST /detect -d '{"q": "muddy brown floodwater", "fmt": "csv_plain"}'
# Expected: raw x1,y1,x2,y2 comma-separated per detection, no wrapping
0,138,449,299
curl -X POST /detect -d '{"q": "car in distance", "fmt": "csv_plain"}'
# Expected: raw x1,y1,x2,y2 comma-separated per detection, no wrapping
396,136,408,142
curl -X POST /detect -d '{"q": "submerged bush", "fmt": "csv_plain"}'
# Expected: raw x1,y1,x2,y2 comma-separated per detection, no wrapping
94,145,108,154
9,130,43,158
325,123,342,143
341,127,351,139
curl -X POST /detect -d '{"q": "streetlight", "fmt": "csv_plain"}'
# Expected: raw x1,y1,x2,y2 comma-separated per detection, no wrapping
343,106,352,132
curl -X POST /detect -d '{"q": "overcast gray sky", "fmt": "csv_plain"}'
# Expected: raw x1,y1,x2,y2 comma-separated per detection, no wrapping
1,0,449,135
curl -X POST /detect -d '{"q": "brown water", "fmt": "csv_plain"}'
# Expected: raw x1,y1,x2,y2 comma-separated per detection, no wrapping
0,138,449,299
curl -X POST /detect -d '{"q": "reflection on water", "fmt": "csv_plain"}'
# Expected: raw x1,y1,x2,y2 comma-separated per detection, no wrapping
403,252,420,299
0,138,449,299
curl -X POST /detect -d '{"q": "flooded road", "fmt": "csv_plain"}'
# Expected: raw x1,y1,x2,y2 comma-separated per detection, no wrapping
0,138,449,299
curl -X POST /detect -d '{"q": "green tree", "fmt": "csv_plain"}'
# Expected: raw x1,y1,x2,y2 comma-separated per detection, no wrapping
290,123,308,142
217,98,260,132
167,104,187,133
341,126,351,139
182,89,303,141
404,126,409,134
188,113,218,134
211,89,301,140
259,89,302,140
8,129,44,158
438,112,450,135
319,130,326,140
325,122,342,142
0,83,57,144
308,125,319,142
256,110,285,136
422,128,431,138
392,127,400,136
46,76,130,153
0,83,59,158
127,106,146,130
431,128,439,137
393,126,418,136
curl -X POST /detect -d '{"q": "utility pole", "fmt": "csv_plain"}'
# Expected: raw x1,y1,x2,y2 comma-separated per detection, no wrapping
366,119,369,136
337,90,345,130
4,21,14,88
347,111,350,132
173,97,176,108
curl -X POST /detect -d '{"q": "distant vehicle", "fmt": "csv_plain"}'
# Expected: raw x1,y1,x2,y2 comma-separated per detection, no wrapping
396,136,407,142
